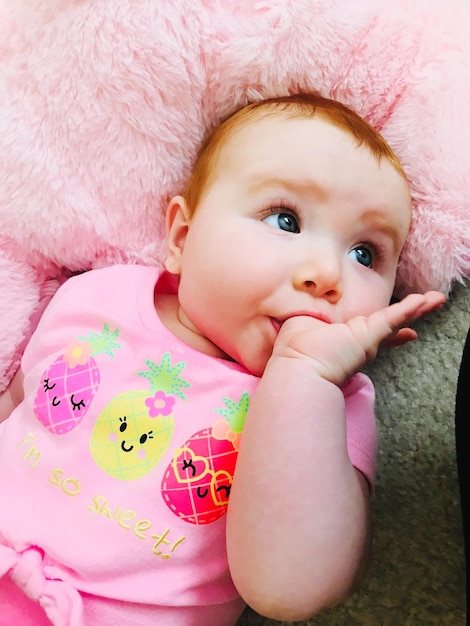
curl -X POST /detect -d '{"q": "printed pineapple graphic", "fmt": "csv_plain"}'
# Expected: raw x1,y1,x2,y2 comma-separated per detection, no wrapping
161,392,250,525
90,352,190,481
34,323,121,435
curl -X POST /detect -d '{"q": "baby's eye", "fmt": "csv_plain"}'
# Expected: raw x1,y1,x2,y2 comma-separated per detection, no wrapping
349,246,373,268
262,212,300,233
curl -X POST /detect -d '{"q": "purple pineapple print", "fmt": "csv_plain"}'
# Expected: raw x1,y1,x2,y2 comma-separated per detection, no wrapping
34,323,121,435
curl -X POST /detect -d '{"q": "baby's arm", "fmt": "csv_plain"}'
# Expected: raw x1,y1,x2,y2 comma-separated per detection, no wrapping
0,369,24,423
227,291,445,621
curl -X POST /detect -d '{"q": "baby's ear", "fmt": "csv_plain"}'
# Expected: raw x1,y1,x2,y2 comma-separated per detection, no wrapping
164,195,191,275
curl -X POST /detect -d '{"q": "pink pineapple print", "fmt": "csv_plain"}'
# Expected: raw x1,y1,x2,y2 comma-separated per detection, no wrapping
33,323,121,435
161,391,250,525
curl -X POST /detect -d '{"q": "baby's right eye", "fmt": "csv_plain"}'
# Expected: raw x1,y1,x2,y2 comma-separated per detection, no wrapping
262,212,300,233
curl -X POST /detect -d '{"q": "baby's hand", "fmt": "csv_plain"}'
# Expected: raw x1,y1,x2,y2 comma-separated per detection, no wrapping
272,291,446,386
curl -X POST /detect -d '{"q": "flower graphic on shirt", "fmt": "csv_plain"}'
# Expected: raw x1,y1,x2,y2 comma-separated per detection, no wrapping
63,340,93,369
33,323,121,435
90,352,190,480
145,391,175,417
161,392,250,524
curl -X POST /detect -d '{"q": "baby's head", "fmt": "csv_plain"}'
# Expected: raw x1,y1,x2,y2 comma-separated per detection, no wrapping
183,93,407,215
162,93,412,375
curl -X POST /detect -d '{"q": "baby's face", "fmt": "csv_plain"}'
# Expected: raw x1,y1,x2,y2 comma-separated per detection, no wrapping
164,114,411,376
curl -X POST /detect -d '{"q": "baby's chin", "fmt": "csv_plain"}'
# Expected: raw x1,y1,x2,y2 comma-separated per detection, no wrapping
229,346,272,378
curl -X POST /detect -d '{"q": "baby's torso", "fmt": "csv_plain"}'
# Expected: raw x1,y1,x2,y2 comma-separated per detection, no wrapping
0,265,257,623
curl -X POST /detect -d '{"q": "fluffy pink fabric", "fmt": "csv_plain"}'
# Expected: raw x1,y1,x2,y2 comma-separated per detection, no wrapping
0,0,469,391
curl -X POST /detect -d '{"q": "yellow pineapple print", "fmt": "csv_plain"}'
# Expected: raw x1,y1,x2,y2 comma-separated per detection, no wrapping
90,352,190,480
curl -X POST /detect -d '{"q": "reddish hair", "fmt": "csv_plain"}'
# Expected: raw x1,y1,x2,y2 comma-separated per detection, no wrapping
184,93,406,213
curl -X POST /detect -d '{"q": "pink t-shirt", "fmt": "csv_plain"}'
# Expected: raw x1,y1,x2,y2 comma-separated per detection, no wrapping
0,265,376,626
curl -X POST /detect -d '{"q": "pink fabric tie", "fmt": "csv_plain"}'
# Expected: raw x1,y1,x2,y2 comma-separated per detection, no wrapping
0,545,84,626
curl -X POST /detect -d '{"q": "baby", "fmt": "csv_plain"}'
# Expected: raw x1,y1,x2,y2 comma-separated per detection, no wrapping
0,93,445,626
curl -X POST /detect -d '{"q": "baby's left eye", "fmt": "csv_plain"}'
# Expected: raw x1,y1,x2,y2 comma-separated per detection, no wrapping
349,246,373,268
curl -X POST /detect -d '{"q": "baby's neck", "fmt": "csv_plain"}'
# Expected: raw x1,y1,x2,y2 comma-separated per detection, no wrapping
154,292,228,360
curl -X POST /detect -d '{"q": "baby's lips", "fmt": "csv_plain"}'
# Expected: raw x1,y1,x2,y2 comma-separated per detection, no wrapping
278,313,332,334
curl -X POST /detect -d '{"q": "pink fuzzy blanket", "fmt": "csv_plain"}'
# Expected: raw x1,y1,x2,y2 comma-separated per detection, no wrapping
0,0,469,392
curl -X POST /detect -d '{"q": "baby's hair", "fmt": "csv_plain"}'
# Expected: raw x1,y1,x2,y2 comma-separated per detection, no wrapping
184,92,406,214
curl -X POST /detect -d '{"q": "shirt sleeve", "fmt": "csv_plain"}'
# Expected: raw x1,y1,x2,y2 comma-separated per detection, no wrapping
342,372,377,489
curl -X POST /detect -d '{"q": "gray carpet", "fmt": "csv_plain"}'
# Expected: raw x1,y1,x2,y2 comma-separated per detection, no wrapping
239,283,469,626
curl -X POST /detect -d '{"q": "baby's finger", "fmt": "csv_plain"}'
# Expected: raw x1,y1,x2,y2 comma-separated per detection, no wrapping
380,327,418,349
405,290,446,320
383,291,445,330
360,291,444,354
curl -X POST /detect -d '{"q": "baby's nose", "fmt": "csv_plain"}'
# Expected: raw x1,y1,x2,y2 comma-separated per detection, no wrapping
292,254,342,303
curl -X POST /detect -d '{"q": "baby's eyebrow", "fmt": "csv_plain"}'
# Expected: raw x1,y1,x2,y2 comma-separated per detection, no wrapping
246,170,325,192
247,174,330,204
360,211,404,255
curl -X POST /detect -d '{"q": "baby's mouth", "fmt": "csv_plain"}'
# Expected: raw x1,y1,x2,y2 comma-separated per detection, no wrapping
270,318,282,334
270,311,333,337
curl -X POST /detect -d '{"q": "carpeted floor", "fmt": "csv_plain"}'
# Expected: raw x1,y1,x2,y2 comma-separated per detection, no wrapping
239,283,469,626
